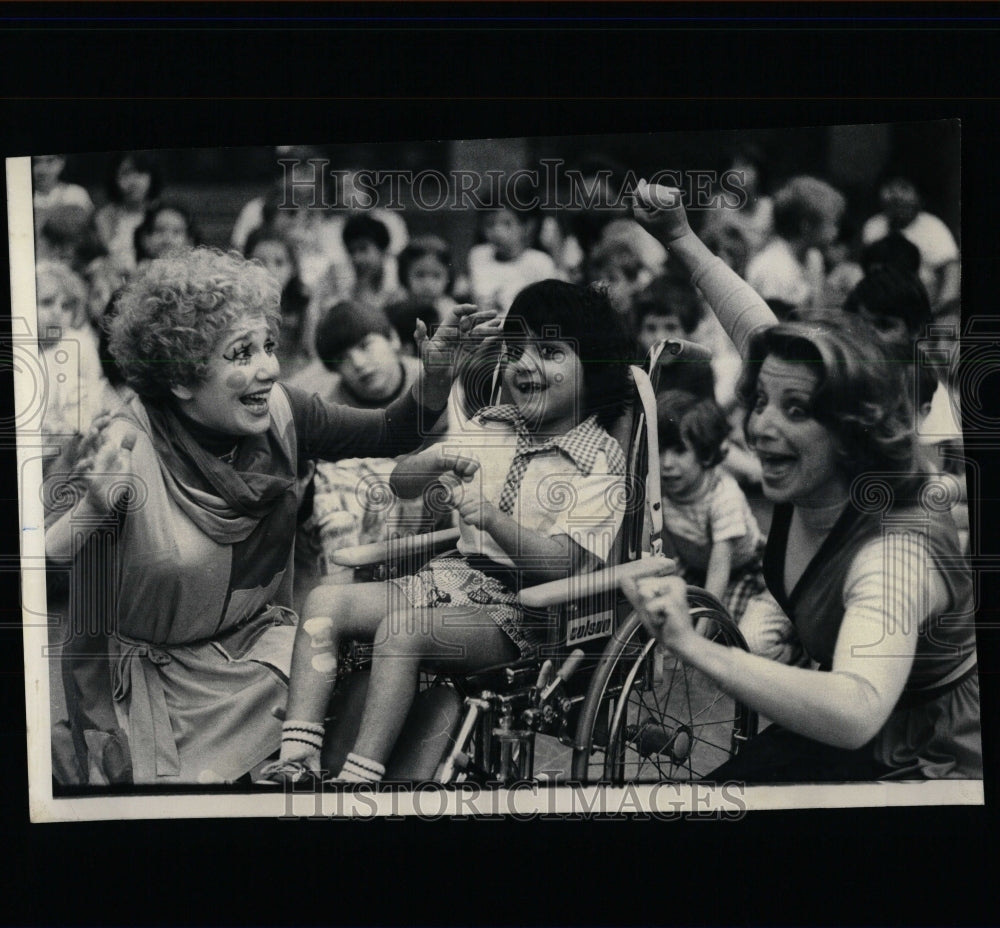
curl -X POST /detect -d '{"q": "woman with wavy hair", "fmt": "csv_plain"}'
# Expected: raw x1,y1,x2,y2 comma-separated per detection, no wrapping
47,246,496,785
620,182,980,782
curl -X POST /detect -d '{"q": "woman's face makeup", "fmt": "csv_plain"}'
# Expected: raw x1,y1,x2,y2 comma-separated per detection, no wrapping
172,312,280,437
747,355,848,508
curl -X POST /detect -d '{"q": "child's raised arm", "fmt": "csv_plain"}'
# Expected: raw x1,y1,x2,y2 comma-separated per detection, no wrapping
634,179,776,360
704,538,734,605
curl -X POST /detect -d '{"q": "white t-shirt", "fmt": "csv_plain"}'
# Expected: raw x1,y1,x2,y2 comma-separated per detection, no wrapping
745,237,824,310
467,245,557,312
437,411,626,568
33,183,94,232
660,469,762,572
861,211,959,302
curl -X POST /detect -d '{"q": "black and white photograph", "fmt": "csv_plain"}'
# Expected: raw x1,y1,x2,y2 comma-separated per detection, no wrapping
8,119,985,823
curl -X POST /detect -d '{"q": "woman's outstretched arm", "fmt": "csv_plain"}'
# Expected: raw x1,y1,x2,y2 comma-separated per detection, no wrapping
623,532,948,750
634,180,776,360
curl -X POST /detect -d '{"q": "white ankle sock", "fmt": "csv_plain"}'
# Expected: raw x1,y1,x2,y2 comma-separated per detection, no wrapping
338,752,385,783
279,720,325,767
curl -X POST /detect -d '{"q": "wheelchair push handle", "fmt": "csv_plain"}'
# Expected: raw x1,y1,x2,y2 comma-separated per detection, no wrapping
662,337,713,363
534,659,554,690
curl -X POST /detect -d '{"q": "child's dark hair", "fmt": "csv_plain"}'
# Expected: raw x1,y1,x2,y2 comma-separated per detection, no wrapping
385,297,438,354
860,232,921,277
842,266,932,340
633,273,702,334
40,206,106,271
343,214,390,252
315,300,396,370
106,150,164,203
656,389,730,468
397,235,454,292
503,279,633,430
244,225,301,277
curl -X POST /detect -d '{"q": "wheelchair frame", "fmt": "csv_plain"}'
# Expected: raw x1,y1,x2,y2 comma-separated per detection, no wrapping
325,338,758,787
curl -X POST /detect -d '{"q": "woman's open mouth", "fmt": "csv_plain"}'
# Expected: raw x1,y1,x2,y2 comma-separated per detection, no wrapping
757,450,797,482
240,388,271,415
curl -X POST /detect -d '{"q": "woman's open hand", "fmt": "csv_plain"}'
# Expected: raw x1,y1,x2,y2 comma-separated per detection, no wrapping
633,179,693,245
416,304,502,377
621,572,697,650
83,424,139,514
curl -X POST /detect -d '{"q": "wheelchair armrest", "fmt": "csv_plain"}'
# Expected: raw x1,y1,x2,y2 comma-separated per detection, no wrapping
327,527,461,568
517,556,677,610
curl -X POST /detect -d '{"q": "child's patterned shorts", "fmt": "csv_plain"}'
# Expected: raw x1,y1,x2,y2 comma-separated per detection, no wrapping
387,552,544,658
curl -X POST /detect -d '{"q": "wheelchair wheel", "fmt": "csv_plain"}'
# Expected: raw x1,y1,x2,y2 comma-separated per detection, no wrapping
571,588,757,784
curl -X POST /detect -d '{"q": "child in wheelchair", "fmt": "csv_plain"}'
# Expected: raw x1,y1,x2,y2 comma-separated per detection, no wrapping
262,280,636,783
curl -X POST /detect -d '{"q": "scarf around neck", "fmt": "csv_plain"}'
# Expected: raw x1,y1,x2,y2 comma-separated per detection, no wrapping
129,392,297,544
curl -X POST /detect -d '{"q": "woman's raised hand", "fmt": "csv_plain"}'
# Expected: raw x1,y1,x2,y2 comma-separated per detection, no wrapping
83,424,139,514
621,572,696,650
633,178,694,244
416,303,502,376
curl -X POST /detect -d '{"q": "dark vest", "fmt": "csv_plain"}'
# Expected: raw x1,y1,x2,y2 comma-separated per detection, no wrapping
763,474,976,696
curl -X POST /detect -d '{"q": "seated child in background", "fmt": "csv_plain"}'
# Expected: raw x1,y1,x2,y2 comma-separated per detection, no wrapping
841,275,967,549
860,229,922,278
396,235,458,323
588,238,653,320
32,153,94,236
468,196,557,313
656,389,766,625
701,223,751,279
634,277,760,487
36,206,127,332
633,279,715,400
263,280,633,783
819,222,864,310
134,200,200,263
745,175,844,314
385,235,459,356
34,261,114,522
288,300,435,600
342,214,406,313
95,151,163,273
244,226,313,380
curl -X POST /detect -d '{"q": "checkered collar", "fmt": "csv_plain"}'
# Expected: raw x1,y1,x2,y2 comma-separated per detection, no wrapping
475,405,626,476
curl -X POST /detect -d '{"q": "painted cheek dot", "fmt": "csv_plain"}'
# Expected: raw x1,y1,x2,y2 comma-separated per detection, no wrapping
225,371,252,391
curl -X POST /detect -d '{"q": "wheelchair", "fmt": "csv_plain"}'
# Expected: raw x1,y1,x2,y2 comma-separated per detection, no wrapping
316,338,758,787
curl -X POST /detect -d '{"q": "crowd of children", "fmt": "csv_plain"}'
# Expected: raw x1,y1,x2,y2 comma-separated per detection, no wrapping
32,144,966,784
